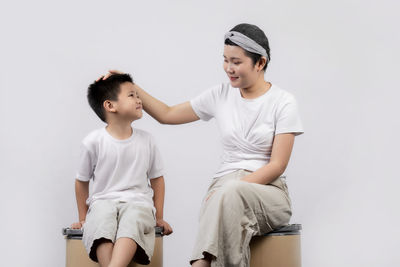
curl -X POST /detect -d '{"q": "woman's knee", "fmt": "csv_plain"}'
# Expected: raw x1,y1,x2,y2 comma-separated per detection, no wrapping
218,180,251,205
222,180,249,195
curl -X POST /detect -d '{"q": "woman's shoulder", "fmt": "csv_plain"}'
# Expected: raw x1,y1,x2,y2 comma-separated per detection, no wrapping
199,82,231,99
269,84,298,103
210,82,231,93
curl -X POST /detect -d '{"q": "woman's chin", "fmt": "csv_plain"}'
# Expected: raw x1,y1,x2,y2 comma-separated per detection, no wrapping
229,80,241,88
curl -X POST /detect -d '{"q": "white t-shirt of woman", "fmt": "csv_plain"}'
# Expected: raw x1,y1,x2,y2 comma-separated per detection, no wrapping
190,83,304,178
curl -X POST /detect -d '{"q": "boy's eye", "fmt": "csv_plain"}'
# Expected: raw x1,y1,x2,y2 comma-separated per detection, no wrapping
233,61,241,65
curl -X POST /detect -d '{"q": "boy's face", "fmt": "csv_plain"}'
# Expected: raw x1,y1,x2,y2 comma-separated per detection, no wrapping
112,82,143,121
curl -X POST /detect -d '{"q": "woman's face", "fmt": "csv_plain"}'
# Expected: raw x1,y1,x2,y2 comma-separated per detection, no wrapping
223,45,261,89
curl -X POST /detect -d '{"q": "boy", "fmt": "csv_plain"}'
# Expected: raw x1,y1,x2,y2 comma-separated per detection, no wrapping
71,74,172,267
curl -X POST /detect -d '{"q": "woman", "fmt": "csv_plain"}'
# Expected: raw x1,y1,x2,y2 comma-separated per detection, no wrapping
102,23,303,267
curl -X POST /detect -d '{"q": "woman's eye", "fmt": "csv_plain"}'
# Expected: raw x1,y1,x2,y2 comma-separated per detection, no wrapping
234,62,241,65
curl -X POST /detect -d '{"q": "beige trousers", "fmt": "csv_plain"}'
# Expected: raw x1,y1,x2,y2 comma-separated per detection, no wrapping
190,170,292,267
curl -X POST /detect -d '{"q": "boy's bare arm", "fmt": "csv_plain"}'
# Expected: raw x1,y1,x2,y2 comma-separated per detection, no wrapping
71,179,89,229
150,176,173,235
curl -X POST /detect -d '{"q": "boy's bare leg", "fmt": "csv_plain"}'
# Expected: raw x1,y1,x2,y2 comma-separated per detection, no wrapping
191,253,212,267
96,239,114,267
108,237,137,267
191,259,211,267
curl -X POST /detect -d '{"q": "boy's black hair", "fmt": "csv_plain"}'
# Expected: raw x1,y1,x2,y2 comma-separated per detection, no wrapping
87,73,133,122
225,23,271,71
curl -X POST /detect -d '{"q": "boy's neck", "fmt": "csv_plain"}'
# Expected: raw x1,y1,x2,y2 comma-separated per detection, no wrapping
105,122,133,140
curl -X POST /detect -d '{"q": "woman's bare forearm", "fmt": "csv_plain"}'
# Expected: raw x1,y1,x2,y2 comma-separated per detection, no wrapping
99,70,199,124
241,133,295,184
134,84,199,125
134,84,171,123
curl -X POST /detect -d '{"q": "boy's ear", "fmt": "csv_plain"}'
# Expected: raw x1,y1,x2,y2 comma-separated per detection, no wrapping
103,100,116,113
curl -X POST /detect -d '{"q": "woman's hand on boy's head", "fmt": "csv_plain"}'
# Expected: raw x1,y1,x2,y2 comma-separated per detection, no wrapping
96,70,124,82
156,219,173,236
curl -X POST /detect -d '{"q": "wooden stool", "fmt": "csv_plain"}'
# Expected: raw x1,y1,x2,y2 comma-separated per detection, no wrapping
62,227,163,267
250,224,302,267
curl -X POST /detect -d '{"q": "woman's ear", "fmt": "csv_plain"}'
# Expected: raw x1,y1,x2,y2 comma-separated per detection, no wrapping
257,56,267,72
103,100,116,113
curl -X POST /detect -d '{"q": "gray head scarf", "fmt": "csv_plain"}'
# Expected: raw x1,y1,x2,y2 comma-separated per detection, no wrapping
224,31,269,60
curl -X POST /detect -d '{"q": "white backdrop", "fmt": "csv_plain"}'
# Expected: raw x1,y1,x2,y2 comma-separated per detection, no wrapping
1,0,399,266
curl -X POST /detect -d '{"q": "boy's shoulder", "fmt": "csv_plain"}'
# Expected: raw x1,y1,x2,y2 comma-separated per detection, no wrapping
132,128,156,143
80,127,157,148
81,128,105,147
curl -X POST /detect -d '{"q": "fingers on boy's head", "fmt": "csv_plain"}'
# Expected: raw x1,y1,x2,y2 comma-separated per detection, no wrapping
87,73,134,122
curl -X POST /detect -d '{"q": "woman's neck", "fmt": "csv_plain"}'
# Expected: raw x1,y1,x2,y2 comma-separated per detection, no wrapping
240,77,271,99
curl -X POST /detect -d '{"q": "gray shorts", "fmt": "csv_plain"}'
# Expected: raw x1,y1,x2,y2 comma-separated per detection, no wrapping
82,199,156,264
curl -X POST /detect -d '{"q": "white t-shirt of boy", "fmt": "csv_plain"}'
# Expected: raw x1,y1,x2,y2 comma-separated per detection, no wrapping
76,127,164,208
190,83,304,178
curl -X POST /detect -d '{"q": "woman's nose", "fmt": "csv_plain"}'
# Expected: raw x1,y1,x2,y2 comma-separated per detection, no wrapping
226,63,234,73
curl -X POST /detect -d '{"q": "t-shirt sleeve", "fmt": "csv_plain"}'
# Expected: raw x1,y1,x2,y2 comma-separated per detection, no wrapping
76,143,95,182
147,136,164,179
275,94,304,136
190,84,222,121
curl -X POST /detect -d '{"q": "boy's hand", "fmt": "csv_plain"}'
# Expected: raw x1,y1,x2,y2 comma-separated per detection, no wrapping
96,70,124,82
70,221,85,229
156,219,173,235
